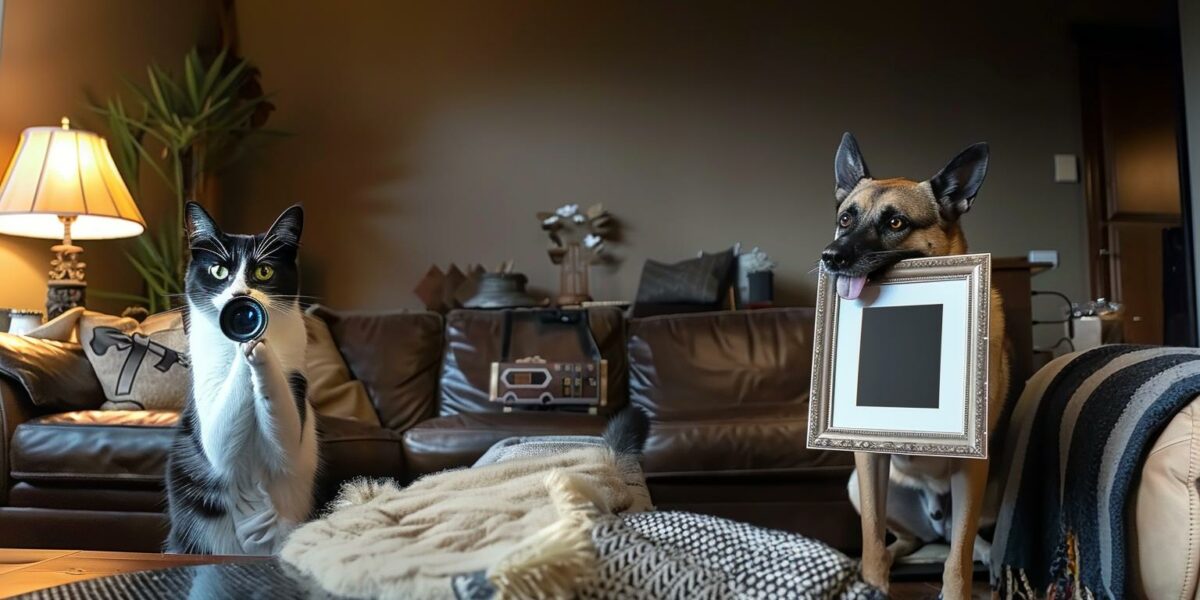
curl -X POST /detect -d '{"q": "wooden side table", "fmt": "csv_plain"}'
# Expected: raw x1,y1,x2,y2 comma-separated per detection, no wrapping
0,549,259,597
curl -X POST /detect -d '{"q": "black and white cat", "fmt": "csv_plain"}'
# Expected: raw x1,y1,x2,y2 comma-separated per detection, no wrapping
165,203,318,555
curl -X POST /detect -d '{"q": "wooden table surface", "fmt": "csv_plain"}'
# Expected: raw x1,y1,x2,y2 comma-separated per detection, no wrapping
0,549,259,598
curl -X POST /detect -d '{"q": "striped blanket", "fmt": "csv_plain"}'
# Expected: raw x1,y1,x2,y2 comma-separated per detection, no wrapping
990,345,1200,599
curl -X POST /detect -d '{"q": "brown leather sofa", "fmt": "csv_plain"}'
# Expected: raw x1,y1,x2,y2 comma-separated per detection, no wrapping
0,306,861,553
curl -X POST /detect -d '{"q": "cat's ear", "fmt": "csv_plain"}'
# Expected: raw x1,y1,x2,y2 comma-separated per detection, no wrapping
267,204,304,247
185,202,220,242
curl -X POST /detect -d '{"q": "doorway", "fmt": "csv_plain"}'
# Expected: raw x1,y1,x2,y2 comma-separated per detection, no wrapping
1078,26,1197,345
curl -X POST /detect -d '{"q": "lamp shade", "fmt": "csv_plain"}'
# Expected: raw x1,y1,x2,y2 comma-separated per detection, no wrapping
0,119,145,240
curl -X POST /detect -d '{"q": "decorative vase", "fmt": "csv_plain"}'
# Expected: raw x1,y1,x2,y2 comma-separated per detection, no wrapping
747,271,774,306
557,243,592,306
463,273,541,309
8,310,44,335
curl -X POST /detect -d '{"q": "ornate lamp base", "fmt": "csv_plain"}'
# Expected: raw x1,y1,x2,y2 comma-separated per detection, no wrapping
46,216,87,319
47,280,86,319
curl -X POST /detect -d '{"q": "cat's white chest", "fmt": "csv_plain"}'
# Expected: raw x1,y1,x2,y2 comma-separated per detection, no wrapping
187,305,308,475
188,307,305,387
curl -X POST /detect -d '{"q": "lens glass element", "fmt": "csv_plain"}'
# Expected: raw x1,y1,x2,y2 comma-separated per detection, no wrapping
219,297,269,342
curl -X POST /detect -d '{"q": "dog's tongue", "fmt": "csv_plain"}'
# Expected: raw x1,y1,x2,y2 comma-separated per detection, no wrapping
836,275,868,300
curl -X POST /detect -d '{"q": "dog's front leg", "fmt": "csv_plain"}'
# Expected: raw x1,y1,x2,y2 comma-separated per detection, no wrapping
855,451,891,592
943,457,988,600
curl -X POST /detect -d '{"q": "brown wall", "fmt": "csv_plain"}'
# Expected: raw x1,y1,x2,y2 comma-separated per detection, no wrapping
219,2,1169,317
0,0,217,316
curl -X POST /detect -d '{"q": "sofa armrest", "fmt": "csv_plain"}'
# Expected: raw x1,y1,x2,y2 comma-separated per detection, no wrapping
0,377,38,505
0,333,103,506
1131,399,1200,600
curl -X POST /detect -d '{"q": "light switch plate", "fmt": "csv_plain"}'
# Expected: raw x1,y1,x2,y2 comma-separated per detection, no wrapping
1028,250,1059,267
1054,154,1078,183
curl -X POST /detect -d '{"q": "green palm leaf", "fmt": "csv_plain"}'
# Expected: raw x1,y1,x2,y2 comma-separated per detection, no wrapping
198,48,229,100
183,50,202,112
91,45,276,312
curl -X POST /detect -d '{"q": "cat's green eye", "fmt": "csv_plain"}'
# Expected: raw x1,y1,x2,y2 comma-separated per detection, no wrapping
254,265,275,281
208,264,229,280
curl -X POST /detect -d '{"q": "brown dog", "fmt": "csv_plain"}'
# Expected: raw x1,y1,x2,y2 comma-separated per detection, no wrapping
821,133,1010,599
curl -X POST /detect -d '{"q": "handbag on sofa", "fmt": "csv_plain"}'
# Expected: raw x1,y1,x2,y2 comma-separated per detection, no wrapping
489,309,607,414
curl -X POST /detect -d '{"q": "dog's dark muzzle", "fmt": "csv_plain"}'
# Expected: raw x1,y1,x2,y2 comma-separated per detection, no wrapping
821,234,876,277
821,234,924,300
821,245,857,273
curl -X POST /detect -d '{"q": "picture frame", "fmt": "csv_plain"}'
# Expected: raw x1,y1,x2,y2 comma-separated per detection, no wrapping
807,253,992,459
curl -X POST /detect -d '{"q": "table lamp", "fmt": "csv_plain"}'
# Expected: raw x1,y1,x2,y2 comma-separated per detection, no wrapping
0,118,145,318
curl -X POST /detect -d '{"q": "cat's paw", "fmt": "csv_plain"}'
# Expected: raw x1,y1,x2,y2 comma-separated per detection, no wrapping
242,339,273,366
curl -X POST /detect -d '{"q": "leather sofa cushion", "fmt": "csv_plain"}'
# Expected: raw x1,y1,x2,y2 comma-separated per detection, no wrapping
8,482,165,513
11,411,405,493
644,416,854,476
27,410,179,427
0,333,104,411
303,312,381,427
627,308,815,421
315,414,405,507
403,412,605,477
439,308,628,416
11,410,178,485
309,307,444,433
648,469,861,553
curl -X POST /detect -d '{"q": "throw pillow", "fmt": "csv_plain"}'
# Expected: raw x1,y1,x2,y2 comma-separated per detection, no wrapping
634,247,736,305
26,306,84,343
79,310,191,411
303,312,381,427
29,305,384,423
307,305,444,431
0,331,105,411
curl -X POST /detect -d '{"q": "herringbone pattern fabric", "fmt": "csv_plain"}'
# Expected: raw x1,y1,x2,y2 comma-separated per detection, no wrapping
582,511,884,600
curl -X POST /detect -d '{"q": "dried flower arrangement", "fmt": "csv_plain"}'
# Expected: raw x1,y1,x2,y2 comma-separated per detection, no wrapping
537,203,615,305
740,246,776,273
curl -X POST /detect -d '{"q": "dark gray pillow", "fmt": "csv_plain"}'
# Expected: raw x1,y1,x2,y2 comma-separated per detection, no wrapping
634,248,735,305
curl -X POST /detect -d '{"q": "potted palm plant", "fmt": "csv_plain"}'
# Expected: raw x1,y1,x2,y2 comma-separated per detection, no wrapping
92,47,275,312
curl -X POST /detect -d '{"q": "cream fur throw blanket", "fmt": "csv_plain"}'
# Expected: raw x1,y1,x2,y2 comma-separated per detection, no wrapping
281,445,644,599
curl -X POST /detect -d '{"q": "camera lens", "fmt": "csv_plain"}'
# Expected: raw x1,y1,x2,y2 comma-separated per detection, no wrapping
219,297,268,343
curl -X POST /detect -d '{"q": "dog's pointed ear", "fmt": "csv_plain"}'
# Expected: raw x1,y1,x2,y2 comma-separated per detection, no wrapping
928,142,989,220
267,204,304,247
185,202,219,242
834,132,871,203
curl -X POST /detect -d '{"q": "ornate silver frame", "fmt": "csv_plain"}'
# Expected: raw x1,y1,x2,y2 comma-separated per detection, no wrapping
807,253,991,459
